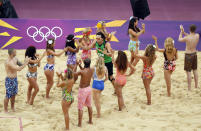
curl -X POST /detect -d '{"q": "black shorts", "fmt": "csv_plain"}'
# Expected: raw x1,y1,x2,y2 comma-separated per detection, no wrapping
184,52,197,72
105,62,113,77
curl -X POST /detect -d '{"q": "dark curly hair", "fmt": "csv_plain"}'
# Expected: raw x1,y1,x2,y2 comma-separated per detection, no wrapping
128,17,140,34
65,34,76,56
25,46,37,60
115,51,128,72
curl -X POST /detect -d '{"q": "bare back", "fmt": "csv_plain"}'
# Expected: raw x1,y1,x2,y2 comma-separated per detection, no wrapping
79,68,94,88
143,56,156,67
63,78,74,93
165,48,177,61
185,33,199,53
5,58,18,78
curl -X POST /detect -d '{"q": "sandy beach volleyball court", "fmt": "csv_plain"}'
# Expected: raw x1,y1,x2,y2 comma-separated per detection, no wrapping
0,49,201,131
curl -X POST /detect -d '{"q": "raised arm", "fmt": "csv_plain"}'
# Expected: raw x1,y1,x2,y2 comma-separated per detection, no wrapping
29,51,46,64
9,57,29,71
129,29,144,37
134,54,146,61
126,62,136,76
75,59,84,70
56,74,66,88
129,23,145,37
47,48,66,57
178,25,187,42
104,42,113,57
67,46,79,53
152,35,165,52
180,25,189,36
81,39,96,50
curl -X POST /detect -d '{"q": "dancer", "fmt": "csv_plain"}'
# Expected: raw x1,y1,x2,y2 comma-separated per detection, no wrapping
178,24,199,90
96,21,116,41
56,68,74,130
79,28,92,61
25,46,46,105
92,57,108,117
74,58,94,127
112,50,135,111
44,39,67,98
65,34,80,71
128,17,145,66
153,35,178,96
135,44,156,105
4,48,29,112
83,32,116,94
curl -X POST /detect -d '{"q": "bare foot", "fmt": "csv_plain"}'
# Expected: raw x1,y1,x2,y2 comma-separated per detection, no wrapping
97,114,101,118
11,108,15,112
4,110,8,113
88,121,93,124
46,96,50,99
147,102,151,105
122,106,128,112
29,100,33,105
112,92,117,96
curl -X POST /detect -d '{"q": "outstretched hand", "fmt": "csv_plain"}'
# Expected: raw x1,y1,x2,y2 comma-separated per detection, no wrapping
141,23,145,33
76,59,82,65
152,35,157,41
111,31,116,36
142,23,145,29
35,53,40,58
180,25,184,33
56,70,62,77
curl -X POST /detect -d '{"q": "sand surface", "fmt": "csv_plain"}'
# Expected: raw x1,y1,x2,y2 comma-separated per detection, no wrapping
0,49,201,131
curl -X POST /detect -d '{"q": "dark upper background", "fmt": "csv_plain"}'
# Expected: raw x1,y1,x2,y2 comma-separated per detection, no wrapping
11,0,201,21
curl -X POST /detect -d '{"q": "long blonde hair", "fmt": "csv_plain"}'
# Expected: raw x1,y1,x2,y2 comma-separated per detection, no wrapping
95,57,105,76
164,37,175,53
144,44,156,65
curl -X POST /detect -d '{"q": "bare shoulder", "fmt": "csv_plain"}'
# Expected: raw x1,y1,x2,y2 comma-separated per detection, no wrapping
6,60,13,67
196,33,200,38
90,67,95,72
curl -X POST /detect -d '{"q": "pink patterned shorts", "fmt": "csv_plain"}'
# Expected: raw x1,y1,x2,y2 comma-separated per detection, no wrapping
78,86,92,110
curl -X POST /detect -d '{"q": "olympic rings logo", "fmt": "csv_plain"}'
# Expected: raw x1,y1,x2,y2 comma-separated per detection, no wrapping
27,26,63,43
